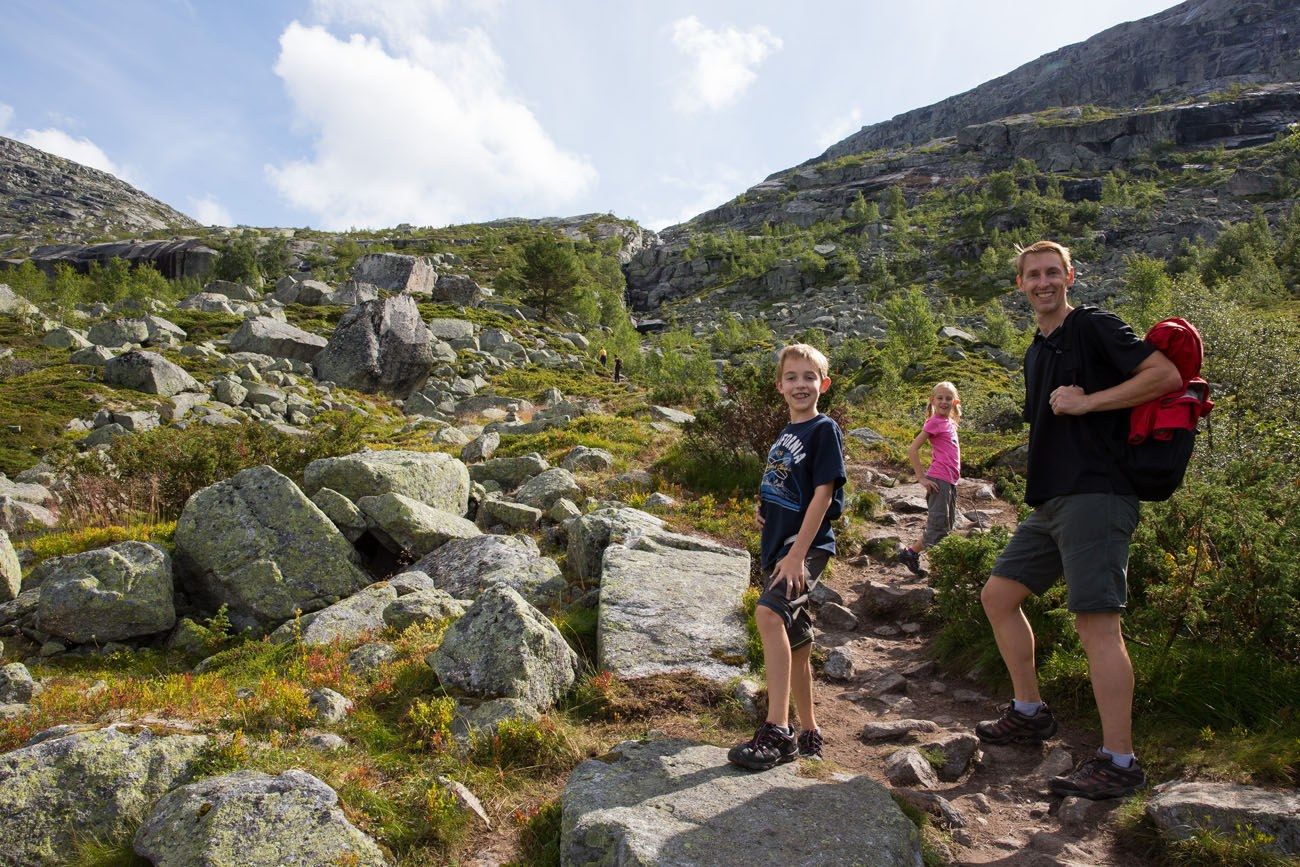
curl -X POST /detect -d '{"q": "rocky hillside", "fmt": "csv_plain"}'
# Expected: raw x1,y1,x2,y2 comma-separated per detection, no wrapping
0,136,199,254
816,0,1300,161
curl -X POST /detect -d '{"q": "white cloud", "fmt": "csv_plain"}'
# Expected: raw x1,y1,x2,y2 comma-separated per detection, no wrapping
670,16,782,113
0,103,13,132
816,107,863,150
642,170,746,231
266,21,596,229
188,195,234,226
1,102,135,182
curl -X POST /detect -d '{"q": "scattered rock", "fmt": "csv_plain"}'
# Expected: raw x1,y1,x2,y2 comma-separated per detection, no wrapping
566,505,665,582
382,589,467,631
560,445,615,472
1033,747,1076,780
0,662,39,703
860,719,941,741
885,747,940,788
0,530,19,601
460,431,500,464
817,601,858,631
933,733,981,782
823,647,856,681
434,775,491,828
513,467,582,510
30,541,175,643
228,316,327,363
1145,781,1300,856
410,534,563,606
304,450,470,516
104,350,200,397
312,295,434,397
357,492,480,557
351,252,437,297
308,687,353,724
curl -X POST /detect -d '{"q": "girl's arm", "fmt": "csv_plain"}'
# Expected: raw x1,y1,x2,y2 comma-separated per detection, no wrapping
907,430,937,492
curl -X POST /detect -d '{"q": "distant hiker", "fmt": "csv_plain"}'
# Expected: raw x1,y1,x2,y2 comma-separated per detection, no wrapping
897,381,962,577
613,356,622,382
598,347,607,367
729,344,846,770
975,240,1181,800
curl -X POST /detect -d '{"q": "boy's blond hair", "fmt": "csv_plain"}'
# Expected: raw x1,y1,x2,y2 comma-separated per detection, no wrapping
1014,240,1072,276
777,343,830,380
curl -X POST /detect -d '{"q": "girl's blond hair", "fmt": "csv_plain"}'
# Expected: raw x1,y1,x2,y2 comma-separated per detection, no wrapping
928,381,962,425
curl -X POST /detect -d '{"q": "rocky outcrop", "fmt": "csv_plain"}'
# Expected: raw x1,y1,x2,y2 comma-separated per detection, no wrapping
350,252,437,297
561,738,922,866
427,585,577,712
104,350,201,397
566,506,665,583
0,529,19,601
816,0,1300,160
173,465,371,632
410,533,564,606
228,316,328,364
0,134,201,251
598,531,750,682
1145,781,1299,857
268,573,435,645
133,769,388,867
0,725,207,866
312,295,435,397
356,492,480,557
30,541,175,643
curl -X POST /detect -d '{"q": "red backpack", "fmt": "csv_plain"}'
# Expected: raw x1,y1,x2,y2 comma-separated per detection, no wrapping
1123,317,1214,500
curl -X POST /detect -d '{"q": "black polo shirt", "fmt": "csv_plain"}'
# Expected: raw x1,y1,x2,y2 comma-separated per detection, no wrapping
1023,306,1154,506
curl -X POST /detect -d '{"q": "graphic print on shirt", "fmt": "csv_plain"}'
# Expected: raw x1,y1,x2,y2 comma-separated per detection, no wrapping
761,431,808,511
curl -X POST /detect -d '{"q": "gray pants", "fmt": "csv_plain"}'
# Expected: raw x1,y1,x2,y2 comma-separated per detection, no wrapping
922,477,957,549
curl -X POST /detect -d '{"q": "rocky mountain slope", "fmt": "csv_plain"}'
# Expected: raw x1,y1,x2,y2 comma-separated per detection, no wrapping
0,136,198,255
815,0,1300,161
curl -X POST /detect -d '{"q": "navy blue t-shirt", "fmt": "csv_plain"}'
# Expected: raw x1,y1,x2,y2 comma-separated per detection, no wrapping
759,413,847,571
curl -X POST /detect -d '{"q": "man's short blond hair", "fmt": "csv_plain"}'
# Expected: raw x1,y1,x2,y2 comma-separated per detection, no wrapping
777,343,830,380
1015,240,1073,276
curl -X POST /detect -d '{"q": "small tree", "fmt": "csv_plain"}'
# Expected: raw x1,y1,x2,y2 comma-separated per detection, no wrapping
213,235,262,287
501,236,585,320
882,285,937,370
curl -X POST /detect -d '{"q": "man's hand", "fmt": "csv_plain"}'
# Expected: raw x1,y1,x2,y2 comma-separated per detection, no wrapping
769,551,810,599
754,501,765,530
1050,385,1092,415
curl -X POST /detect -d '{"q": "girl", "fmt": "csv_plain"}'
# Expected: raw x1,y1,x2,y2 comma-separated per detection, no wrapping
897,381,961,577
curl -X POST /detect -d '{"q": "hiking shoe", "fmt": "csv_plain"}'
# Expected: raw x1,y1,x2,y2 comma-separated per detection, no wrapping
797,727,823,760
897,547,926,577
728,722,797,771
975,702,1059,745
1049,752,1146,800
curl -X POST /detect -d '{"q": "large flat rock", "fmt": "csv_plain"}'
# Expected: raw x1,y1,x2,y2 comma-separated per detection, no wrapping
597,531,750,682
562,738,922,867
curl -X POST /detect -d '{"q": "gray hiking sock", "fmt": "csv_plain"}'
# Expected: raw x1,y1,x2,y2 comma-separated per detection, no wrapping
1012,699,1045,716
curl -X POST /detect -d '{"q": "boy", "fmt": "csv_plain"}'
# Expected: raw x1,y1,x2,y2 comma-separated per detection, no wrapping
728,344,847,770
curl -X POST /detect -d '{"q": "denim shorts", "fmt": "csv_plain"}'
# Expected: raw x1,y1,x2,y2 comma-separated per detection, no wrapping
757,548,831,651
992,493,1140,613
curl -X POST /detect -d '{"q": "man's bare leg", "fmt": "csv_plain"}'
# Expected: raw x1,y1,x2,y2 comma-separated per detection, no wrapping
1075,612,1135,754
981,576,1041,701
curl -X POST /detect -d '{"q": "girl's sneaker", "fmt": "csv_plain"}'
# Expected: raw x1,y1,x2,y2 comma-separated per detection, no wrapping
728,723,797,771
897,547,926,577
797,728,823,760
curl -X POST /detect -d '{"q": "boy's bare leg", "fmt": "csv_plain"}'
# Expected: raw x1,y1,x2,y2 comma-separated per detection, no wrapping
790,642,816,732
981,576,1042,702
1075,612,1135,754
756,606,792,728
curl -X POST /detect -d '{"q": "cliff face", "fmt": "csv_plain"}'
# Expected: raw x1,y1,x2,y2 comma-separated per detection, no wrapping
813,0,1300,164
0,136,198,254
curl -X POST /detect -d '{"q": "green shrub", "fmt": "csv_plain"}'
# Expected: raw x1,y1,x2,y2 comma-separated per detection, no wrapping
511,799,562,867
404,696,457,751
471,717,581,774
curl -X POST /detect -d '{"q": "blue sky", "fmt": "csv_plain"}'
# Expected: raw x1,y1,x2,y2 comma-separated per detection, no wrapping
0,0,1179,231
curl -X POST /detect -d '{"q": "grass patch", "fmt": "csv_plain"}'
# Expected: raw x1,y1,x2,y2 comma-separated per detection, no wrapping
1115,793,1295,867
23,521,176,570
487,365,632,407
493,414,659,465
509,799,562,867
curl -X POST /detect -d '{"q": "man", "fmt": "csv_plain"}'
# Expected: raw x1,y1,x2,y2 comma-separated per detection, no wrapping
975,240,1181,800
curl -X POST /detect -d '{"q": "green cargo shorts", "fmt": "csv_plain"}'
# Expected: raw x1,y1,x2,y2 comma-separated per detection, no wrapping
992,493,1140,613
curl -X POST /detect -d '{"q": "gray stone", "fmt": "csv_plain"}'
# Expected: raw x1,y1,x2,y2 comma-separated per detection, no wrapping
0,285,38,317
808,582,843,607
0,725,207,866
228,316,327,363
892,788,966,830
451,697,539,740
861,580,936,616
934,733,980,781
885,747,940,788
132,769,387,867
481,499,543,530
0,662,38,703
311,486,368,542
432,273,485,306
548,498,582,523
351,252,437,297
308,687,353,724
0,529,19,602
269,582,403,645
514,467,581,510
560,445,615,472
823,647,856,681
302,730,348,751
562,738,921,866
203,279,260,301
410,534,564,608
313,295,434,398
860,719,940,741
174,465,371,632
649,405,695,424
82,422,129,447
357,492,480,556
104,350,200,397
426,318,475,341
1145,781,1300,856
428,585,577,712
88,317,149,346
214,378,248,406
1034,747,1076,780
382,589,467,631
42,326,90,350
598,531,750,682
435,775,491,828
460,431,500,464
347,642,397,678
304,450,470,516
468,452,548,487
30,541,175,643
818,601,859,631
566,505,665,583
69,344,115,365
644,492,676,509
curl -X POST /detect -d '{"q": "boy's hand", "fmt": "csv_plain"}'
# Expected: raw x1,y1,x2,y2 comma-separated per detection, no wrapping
769,552,810,599
754,500,765,529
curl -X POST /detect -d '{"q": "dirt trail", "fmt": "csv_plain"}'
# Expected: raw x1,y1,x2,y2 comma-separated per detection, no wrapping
807,461,1147,866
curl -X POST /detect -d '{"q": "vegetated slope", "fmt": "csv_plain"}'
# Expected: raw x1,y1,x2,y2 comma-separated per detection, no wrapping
0,135,199,255
814,0,1300,162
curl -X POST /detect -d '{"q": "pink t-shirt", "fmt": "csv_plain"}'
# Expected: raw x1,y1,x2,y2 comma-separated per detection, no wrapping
923,415,961,484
